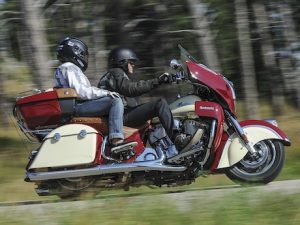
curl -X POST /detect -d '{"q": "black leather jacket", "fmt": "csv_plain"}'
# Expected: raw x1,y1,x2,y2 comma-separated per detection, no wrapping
98,68,160,108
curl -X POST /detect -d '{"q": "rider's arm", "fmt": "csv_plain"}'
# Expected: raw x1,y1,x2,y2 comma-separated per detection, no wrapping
110,68,160,97
60,63,109,100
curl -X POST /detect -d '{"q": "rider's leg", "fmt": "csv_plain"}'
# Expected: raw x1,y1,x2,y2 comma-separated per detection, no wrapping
124,98,174,138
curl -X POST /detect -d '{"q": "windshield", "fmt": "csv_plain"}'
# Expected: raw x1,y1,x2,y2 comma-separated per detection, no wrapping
178,44,199,75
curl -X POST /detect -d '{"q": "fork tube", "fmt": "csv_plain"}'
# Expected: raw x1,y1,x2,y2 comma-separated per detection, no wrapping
225,110,257,154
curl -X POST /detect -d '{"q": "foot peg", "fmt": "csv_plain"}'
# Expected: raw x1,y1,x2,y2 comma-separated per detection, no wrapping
111,141,138,154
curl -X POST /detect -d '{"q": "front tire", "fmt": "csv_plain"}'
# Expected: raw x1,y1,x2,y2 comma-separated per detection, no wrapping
225,140,285,184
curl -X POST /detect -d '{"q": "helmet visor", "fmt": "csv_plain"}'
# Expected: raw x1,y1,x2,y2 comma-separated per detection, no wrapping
74,45,88,63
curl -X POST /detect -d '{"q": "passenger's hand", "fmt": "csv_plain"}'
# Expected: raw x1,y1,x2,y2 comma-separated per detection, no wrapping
158,72,172,84
108,91,121,99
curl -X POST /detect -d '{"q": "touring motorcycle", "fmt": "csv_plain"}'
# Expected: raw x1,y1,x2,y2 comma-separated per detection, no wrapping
13,45,291,199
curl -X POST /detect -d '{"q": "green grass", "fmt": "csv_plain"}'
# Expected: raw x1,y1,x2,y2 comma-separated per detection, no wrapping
0,191,299,225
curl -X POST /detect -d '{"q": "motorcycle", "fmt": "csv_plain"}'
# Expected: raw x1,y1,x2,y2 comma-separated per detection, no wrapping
13,44,291,199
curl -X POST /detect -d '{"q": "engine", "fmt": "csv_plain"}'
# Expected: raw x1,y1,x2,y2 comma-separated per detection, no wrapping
148,118,209,160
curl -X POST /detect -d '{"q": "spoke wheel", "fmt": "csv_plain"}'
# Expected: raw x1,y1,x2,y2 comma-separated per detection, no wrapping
56,177,96,199
226,140,285,184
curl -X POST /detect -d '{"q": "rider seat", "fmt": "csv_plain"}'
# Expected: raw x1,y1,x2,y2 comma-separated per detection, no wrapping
58,88,148,138
70,117,147,139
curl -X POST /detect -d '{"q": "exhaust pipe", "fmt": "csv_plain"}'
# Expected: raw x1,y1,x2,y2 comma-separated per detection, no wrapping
26,150,186,181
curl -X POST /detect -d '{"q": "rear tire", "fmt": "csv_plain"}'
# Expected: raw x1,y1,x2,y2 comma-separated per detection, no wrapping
56,177,96,200
225,140,285,184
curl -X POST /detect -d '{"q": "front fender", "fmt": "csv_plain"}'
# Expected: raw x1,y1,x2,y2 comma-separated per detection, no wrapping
216,120,291,169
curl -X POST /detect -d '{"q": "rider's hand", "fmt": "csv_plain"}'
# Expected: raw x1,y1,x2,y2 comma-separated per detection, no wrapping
158,72,172,84
108,91,121,99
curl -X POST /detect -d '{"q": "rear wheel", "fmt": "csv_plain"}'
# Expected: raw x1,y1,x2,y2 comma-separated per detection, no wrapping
56,177,96,200
225,140,285,184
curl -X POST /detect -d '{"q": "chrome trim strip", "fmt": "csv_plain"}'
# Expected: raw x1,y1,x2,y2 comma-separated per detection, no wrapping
199,120,216,167
208,120,216,150
264,119,278,127
27,148,186,181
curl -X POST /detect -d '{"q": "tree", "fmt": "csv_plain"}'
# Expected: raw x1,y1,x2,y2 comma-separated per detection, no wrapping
90,3,107,84
234,0,259,119
277,1,300,109
252,0,284,115
21,0,51,90
187,0,221,72
0,52,8,127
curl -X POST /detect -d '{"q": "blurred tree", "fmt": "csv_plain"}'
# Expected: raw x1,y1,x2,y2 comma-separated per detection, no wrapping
187,0,221,72
0,42,8,127
0,0,299,113
234,0,259,119
252,0,284,115
21,0,51,90
90,2,107,82
0,1,22,126
202,0,240,92
277,1,300,109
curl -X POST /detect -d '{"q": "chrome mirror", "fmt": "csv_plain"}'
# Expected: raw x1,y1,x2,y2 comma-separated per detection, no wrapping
170,59,182,70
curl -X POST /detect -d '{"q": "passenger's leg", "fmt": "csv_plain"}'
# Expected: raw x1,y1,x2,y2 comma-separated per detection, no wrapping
74,97,124,140
107,98,124,141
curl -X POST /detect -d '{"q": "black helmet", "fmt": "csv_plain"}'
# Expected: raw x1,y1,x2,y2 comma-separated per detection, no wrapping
57,37,89,71
108,47,138,72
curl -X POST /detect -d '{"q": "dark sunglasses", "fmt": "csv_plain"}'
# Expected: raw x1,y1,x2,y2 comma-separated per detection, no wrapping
128,60,136,66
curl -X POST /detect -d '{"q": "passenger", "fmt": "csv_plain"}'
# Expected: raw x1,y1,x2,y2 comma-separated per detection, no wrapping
54,37,136,152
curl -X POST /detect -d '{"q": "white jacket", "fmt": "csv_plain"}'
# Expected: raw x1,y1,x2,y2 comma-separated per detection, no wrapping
54,62,109,100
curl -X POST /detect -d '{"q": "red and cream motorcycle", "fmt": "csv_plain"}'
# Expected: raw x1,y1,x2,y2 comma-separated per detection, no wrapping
14,45,291,199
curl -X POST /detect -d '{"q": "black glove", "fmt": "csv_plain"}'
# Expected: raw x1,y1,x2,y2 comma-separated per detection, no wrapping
158,72,172,84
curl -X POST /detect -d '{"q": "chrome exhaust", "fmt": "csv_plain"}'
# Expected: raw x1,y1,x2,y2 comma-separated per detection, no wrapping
26,148,186,181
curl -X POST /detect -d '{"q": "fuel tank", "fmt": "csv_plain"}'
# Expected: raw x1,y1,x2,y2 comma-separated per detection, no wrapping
170,95,201,115
151,95,201,124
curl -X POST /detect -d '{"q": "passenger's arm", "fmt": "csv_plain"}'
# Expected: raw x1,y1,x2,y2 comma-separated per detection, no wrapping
66,68,109,100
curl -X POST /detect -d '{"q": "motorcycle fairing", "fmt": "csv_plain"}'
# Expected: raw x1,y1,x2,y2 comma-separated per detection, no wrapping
187,61,235,113
214,120,291,170
29,124,101,169
194,101,224,151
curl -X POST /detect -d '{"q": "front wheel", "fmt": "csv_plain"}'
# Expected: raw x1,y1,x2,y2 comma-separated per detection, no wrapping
225,140,285,184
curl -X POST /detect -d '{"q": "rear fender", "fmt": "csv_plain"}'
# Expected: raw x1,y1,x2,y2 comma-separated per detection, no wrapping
215,120,291,169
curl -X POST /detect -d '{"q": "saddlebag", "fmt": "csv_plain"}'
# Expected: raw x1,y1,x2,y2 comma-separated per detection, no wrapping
28,124,101,169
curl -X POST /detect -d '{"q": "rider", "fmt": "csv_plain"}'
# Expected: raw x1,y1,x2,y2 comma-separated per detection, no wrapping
98,46,188,152
54,37,136,151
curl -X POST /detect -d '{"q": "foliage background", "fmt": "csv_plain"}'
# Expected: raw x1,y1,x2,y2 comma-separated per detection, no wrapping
0,0,299,210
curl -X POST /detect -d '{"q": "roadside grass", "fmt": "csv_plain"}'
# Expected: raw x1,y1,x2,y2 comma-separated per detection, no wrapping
0,101,299,201
0,190,299,225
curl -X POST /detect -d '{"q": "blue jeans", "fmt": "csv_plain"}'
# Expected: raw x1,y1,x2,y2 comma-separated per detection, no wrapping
74,97,124,140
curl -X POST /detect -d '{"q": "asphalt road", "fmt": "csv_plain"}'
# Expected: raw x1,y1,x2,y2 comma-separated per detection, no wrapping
0,179,299,211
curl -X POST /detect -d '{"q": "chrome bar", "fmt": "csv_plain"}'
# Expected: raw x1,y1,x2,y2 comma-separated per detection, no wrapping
207,120,216,150
225,111,257,154
27,148,186,181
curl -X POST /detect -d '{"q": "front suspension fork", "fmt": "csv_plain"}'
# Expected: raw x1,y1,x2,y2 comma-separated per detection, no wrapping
225,111,257,154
